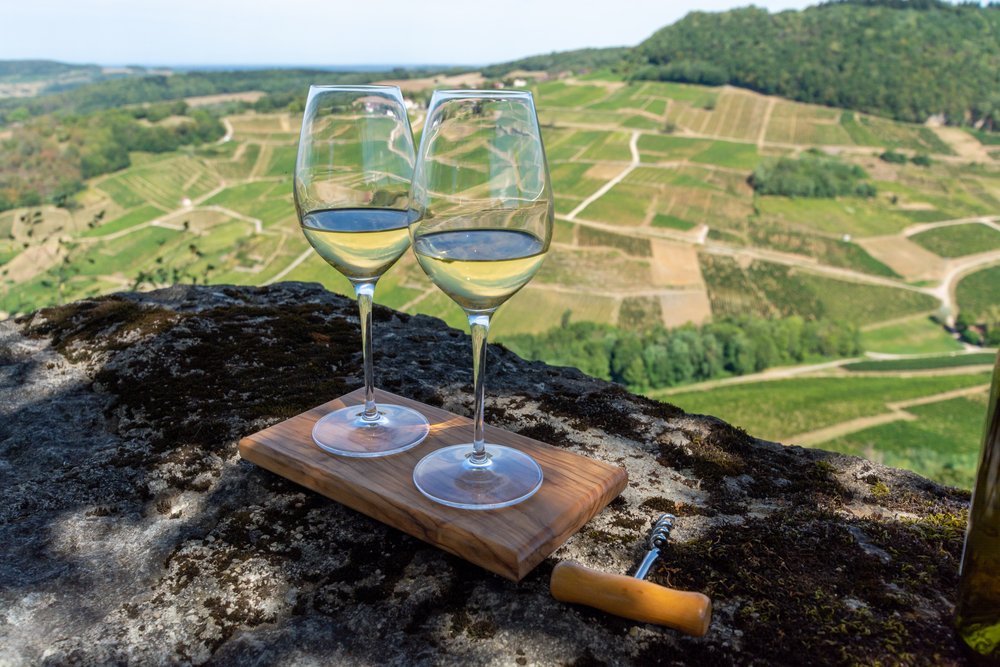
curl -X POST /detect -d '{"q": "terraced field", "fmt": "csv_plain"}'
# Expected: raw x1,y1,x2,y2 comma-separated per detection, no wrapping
2,73,999,489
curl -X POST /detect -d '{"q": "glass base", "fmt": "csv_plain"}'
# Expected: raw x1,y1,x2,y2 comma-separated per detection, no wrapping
412,444,543,510
312,403,430,457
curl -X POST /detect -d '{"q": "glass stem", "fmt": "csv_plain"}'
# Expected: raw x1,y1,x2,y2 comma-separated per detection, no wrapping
468,313,492,464
355,281,379,422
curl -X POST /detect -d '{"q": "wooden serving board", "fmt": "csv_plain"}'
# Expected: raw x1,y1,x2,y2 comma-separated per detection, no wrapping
238,388,628,581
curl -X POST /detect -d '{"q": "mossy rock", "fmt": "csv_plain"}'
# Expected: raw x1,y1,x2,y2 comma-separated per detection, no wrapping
0,283,971,665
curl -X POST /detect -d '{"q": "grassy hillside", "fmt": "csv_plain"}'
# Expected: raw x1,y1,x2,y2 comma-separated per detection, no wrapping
480,47,629,79
0,60,116,99
632,1,1000,127
1,66,998,491
665,372,990,443
5,74,998,339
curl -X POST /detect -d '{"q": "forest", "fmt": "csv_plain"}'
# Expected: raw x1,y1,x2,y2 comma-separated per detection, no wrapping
0,66,456,124
479,47,629,79
750,151,877,198
631,0,1000,127
501,315,861,392
0,102,224,211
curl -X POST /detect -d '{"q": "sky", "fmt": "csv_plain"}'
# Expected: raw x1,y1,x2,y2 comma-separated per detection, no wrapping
3,0,816,67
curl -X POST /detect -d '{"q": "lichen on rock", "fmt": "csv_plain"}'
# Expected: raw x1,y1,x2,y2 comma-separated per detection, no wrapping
0,283,971,665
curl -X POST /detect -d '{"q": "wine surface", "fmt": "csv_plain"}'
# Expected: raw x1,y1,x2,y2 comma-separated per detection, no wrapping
413,229,546,313
301,208,411,281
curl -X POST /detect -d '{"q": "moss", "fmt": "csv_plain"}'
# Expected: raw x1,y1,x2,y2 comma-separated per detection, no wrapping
537,385,682,440
639,496,711,517
87,302,357,457
11,285,973,664
23,296,180,362
643,506,964,665
583,529,633,547
872,481,892,499
611,516,648,532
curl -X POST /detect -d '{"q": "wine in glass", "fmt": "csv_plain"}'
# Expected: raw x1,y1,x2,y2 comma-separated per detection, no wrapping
409,90,553,509
294,85,430,457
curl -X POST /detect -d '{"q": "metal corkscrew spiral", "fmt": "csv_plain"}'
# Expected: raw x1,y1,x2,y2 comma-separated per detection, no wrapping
634,513,677,580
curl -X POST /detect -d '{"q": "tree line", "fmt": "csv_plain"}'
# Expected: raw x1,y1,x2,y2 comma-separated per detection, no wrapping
631,1,1000,129
0,67,459,125
501,314,861,392
0,102,224,211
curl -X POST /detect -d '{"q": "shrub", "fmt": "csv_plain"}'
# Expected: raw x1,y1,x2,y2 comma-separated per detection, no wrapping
880,149,908,164
750,152,876,198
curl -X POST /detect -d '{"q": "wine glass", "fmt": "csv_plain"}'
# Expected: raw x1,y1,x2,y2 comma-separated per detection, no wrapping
294,85,430,457
408,90,553,509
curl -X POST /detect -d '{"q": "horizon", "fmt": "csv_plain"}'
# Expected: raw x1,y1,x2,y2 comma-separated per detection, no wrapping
3,0,814,67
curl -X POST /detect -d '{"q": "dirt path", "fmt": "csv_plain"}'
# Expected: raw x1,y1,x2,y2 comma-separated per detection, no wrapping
788,383,991,446
566,131,640,220
263,248,312,286
218,118,234,144
902,215,1000,238
650,358,859,397
928,251,1000,320
398,285,438,312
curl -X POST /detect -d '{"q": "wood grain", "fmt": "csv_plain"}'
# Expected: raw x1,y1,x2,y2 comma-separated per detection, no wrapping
550,560,713,636
238,388,628,581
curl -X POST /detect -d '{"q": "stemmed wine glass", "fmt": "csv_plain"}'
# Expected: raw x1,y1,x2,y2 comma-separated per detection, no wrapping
408,90,553,509
294,85,430,457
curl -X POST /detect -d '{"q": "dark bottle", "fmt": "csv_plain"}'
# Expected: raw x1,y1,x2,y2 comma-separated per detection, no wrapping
956,351,1000,663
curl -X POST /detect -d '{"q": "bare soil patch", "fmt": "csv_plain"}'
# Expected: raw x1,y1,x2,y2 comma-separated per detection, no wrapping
856,235,946,282
584,163,629,181
3,237,64,283
659,289,712,328
932,127,993,162
185,91,266,107
378,72,485,93
649,239,705,288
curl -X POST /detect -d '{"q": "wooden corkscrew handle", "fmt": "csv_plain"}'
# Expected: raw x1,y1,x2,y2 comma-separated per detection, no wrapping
550,560,712,637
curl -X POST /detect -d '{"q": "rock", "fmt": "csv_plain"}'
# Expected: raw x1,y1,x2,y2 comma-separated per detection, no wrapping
0,283,971,666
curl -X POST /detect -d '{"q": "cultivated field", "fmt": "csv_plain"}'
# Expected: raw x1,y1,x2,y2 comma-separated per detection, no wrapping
2,73,999,488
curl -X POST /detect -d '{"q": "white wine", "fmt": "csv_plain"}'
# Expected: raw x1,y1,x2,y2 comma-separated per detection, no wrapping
301,208,411,281
413,228,547,313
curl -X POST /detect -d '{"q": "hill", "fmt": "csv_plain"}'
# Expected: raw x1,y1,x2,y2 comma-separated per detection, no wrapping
1,70,998,488
631,0,1000,127
0,59,122,99
479,47,628,79
0,60,97,81
0,65,460,123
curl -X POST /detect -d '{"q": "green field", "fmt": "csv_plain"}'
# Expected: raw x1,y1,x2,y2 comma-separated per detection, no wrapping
652,214,696,230
3,71,1000,496
700,255,938,325
910,223,1000,257
956,265,1000,322
825,393,990,488
747,223,900,277
860,316,963,355
757,195,919,237
98,155,220,211
840,112,954,154
665,373,991,442
81,205,164,238
843,352,996,372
